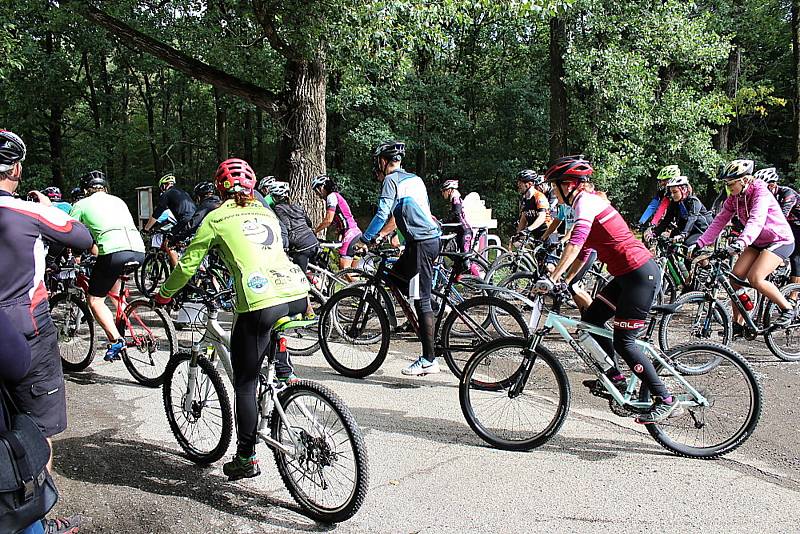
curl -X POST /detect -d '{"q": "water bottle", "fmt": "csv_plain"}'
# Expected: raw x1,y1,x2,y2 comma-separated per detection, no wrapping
576,331,614,371
735,288,754,311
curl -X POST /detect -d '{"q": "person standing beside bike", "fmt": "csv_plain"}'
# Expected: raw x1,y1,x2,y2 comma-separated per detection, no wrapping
758,167,800,287
143,173,196,267
692,160,795,331
514,170,552,244
70,171,146,361
0,130,92,533
356,140,442,376
439,178,481,277
541,155,683,424
311,174,363,272
154,158,309,481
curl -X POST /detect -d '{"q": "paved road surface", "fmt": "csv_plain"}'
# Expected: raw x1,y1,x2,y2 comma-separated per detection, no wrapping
50,336,799,533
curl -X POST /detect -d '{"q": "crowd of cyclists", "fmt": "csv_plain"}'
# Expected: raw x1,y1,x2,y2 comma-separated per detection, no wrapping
1,121,799,529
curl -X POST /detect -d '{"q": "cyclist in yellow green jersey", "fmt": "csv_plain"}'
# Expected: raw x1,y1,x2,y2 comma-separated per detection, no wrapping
154,158,309,481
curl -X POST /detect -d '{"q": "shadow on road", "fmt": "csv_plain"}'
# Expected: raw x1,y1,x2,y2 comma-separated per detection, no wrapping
65,369,149,389
53,430,335,532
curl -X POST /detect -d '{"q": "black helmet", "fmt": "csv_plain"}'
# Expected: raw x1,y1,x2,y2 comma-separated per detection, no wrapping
516,169,540,184
193,181,215,199
80,170,107,191
70,187,84,202
0,130,26,173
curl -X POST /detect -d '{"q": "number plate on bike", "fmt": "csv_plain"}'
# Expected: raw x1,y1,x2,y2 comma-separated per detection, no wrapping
152,234,164,248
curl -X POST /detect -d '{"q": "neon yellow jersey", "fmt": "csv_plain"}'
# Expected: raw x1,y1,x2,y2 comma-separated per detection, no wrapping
159,199,309,313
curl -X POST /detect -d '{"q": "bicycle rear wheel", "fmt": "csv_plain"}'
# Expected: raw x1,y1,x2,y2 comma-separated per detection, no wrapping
138,253,168,296
658,291,731,362
50,292,95,372
285,287,325,357
318,288,390,378
643,342,761,459
460,338,570,451
122,298,177,387
271,381,369,523
163,351,232,464
440,296,529,378
764,283,800,361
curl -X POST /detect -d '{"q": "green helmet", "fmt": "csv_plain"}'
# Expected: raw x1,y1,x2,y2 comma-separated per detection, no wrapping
159,173,177,187
656,165,681,182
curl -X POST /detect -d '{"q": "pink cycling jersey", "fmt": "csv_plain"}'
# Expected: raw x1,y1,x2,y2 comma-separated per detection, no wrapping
326,192,359,234
570,191,652,277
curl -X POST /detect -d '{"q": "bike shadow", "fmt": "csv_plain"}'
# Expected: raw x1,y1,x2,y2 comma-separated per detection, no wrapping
52,430,335,532
65,369,150,389
303,367,459,391
540,434,667,461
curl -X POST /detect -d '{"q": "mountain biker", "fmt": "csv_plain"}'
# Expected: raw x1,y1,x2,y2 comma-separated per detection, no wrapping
650,175,712,247
440,178,481,277
256,175,276,209
70,170,146,361
0,130,93,534
170,181,221,243
542,155,683,424
311,174,363,271
69,186,84,203
638,165,680,228
758,167,800,287
143,173,197,267
154,158,309,482
514,170,552,243
692,160,795,331
42,186,72,214
357,140,442,376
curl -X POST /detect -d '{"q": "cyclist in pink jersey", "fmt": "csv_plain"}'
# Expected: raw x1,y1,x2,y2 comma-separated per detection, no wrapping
311,175,363,271
541,155,682,424
691,159,795,330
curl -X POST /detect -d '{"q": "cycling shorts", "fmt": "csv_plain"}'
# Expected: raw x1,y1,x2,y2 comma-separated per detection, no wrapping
88,250,145,297
748,242,795,262
289,246,318,274
340,229,362,259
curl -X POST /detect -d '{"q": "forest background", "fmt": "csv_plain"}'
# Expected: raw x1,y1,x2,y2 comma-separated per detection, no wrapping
2,0,799,230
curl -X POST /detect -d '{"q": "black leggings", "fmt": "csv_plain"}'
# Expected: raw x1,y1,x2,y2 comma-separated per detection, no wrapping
582,259,669,398
791,225,800,277
231,297,307,457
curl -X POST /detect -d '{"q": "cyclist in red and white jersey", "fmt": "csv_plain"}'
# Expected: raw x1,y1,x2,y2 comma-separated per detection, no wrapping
311,175,362,271
541,155,681,424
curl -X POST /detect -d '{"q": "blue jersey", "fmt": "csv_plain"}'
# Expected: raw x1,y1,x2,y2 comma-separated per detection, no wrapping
363,169,441,242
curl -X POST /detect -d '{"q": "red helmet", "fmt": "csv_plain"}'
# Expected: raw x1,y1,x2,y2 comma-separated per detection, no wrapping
215,158,256,196
544,155,593,183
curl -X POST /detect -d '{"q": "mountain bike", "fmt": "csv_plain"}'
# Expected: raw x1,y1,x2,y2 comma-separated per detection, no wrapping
660,248,800,361
459,288,762,458
47,259,95,372
161,286,369,523
136,230,174,295
318,248,529,378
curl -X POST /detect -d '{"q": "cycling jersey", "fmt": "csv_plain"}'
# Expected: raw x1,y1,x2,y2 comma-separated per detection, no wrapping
70,191,145,255
520,188,552,227
52,201,72,214
172,195,221,243
774,185,800,226
363,169,440,243
273,202,319,253
325,192,359,234
159,198,309,313
697,178,793,251
653,195,712,239
444,190,471,232
570,191,652,277
553,204,575,233
152,186,196,223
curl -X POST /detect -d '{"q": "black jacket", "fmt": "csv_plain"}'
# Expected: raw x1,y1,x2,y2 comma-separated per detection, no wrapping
153,187,197,223
172,195,221,242
273,202,318,252
654,195,712,238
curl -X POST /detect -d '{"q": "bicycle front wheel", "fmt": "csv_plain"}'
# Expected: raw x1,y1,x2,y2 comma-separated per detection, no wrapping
764,282,800,361
271,381,369,523
50,292,95,372
162,351,232,464
122,298,177,387
460,338,570,451
318,288,390,378
643,342,762,459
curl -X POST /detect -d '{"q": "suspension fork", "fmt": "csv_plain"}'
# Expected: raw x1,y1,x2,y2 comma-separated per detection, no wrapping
509,333,544,398
183,343,201,411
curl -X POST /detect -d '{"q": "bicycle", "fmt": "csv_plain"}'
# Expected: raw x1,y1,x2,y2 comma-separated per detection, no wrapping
459,287,762,458
318,248,529,378
51,257,177,385
137,229,175,295
161,286,369,523
46,257,95,372
660,248,800,361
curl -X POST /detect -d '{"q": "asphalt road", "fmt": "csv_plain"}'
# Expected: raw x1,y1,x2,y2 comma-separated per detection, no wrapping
49,333,800,533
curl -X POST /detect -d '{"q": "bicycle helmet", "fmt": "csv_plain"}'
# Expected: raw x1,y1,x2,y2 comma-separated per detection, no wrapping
42,186,62,201
656,165,681,182
80,170,107,191
665,175,690,188
269,181,290,201
70,187,84,202
193,181,215,199
516,170,539,183
159,173,176,187
544,155,593,183
311,174,336,192
0,130,26,173
372,140,405,179
257,175,275,194
753,167,779,184
214,158,256,196
719,159,754,181
440,179,459,191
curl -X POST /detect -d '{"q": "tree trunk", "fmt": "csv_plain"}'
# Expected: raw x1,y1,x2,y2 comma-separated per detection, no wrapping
793,0,800,169
243,107,254,163
214,87,229,162
549,16,569,161
159,68,172,172
255,108,266,168
275,58,326,223
140,72,162,179
45,31,65,189
715,46,741,153
82,50,102,129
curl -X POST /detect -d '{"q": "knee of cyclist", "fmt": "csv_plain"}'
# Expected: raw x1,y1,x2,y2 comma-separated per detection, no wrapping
747,276,769,292
415,298,433,314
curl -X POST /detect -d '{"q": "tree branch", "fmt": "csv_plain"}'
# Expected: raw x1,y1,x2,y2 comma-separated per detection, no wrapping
65,1,282,117
252,0,300,61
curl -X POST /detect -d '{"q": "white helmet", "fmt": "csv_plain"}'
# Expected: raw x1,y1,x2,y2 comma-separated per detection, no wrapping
753,167,779,184
269,181,290,200
311,174,333,191
257,176,275,194
666,175,690,188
